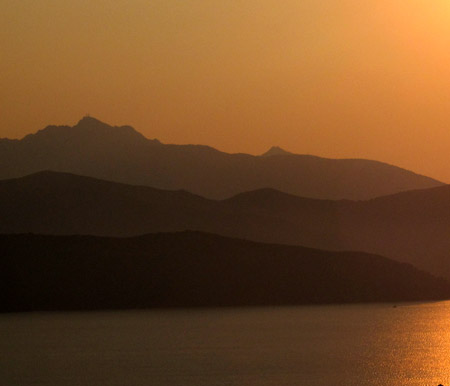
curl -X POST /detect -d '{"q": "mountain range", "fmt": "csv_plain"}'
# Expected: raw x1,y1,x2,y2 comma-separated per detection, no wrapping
1,171,450,279
0,116,443,200
2,231,449,312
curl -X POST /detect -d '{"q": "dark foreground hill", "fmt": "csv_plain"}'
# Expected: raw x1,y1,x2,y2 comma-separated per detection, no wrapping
1,171,450,279
0,116,442,200
1,232,449,312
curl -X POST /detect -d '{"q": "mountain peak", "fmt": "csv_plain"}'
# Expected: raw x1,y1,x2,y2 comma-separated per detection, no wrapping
261,146,292,157
20,116,162,146
75,115,107,127
73,116,162,144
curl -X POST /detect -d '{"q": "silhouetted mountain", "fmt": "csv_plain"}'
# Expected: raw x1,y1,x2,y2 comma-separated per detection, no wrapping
0,171,347,255
0,117,442,199
340,185,450,279
261,146,293,157
0,171,213,236
1,171,450,279
224,184,450,279
1,231,449,312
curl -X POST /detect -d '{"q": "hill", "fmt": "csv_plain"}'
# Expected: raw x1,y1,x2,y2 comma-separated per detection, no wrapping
1,171,450,279
1,231,449,312
0,116,442,200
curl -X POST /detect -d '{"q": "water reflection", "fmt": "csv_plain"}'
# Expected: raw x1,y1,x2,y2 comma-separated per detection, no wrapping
1,302,450,386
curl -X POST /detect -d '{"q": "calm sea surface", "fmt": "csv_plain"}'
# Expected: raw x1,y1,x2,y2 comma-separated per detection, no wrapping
2,302,450,386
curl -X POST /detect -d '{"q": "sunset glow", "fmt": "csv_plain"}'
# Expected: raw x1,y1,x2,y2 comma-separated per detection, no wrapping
1,0,450,181
3,3,450,384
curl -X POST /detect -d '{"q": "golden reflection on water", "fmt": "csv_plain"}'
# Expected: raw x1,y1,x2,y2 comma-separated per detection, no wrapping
369,301,450,386
1,301,450,386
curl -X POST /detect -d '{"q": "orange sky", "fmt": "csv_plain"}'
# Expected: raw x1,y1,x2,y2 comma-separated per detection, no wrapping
1,0,450,182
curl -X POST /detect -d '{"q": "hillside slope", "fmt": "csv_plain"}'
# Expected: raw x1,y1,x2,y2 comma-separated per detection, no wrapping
2,232,449,312
1,171,450,279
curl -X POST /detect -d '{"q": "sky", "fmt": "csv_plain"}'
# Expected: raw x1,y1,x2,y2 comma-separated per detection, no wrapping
1,0,450,182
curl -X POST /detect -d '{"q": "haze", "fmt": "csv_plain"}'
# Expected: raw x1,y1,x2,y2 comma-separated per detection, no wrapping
2,0,450,182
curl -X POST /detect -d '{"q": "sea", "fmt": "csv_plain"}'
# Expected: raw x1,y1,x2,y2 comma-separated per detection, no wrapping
2,301,450,386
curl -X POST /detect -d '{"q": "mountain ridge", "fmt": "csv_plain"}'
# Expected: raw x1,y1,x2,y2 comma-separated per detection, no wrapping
0,117,443,200
1,171,450,279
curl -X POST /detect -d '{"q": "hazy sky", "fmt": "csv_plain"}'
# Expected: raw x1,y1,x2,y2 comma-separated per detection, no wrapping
1,0,450,181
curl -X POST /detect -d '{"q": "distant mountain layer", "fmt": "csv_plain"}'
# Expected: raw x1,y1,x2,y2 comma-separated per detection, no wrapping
0,116,442,200
1,231,449,312
1,171,450,279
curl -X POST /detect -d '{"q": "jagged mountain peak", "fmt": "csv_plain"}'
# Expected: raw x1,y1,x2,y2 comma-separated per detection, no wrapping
21,116,160,145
